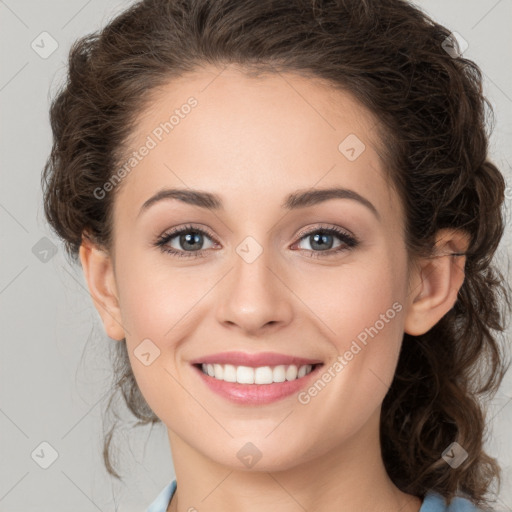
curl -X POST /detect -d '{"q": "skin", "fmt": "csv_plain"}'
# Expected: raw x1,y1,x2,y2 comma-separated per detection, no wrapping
79,64,468,512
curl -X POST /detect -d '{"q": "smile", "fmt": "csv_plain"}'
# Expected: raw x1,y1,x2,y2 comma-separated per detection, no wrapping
189,351,324,404
199,363,318,384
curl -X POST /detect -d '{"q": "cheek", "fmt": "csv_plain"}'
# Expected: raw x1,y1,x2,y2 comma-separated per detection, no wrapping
339,252,406,368
340,268,404,350
115,260,205,421
113,251,230,407
292,249,408,402
115,249,208,340
293,251,406,348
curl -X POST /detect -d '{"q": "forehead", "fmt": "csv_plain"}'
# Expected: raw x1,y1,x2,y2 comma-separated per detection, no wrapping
113,65,397,222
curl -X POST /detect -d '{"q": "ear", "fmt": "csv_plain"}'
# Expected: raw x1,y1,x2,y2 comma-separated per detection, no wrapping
404,228,470,336
78,232,125,341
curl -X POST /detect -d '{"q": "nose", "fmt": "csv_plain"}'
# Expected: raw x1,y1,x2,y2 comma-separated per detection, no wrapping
215,241,294,336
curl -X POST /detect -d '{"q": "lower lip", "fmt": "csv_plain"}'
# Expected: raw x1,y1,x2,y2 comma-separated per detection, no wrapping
192,364,323,405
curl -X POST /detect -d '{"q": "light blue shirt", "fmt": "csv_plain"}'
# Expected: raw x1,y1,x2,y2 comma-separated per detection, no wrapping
145,480,484,511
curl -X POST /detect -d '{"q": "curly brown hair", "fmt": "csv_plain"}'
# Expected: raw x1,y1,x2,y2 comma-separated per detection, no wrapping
41,0,511,508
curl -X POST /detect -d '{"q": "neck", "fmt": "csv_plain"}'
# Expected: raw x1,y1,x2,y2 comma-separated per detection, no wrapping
165,408,422,512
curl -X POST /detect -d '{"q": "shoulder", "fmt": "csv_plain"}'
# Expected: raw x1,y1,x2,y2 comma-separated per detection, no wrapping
145,479,177,512
421,490,487,511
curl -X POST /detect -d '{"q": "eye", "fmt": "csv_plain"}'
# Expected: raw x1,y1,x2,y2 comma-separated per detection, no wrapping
293,225,359,258
154,224,218,258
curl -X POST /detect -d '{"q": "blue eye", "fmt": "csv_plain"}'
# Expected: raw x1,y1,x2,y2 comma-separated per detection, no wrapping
155,224,216,258
154,224,359,259
294,226,358,258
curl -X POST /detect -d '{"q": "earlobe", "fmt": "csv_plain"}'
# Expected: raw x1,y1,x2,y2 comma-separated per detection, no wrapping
78,233,125,341
404,228,470,336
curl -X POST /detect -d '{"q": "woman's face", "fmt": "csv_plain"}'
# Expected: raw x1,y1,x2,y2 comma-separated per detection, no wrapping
107,65,413,470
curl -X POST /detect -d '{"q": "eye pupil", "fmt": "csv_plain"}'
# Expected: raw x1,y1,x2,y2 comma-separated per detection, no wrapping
181,232,203,250
310,232,333,251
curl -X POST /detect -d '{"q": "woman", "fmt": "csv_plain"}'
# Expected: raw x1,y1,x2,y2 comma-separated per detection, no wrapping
41,0,511,510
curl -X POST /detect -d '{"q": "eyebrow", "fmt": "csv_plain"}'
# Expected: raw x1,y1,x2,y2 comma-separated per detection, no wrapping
138,186,380,219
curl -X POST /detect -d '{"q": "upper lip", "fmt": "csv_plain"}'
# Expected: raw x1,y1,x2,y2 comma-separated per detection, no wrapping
190,351,323,368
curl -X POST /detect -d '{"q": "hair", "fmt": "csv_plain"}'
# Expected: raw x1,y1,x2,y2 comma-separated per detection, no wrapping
41,0,511,508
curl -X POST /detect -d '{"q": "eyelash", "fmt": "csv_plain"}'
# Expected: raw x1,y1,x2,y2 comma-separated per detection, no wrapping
154,223,359,259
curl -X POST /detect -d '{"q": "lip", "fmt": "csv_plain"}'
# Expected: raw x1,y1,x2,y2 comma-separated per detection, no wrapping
189,351,323,367
192,363,323,405
190,353,325,405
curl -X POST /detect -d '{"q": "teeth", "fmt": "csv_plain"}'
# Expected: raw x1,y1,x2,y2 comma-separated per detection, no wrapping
213,364,223,380
223,364,237,382
200,363,315,384
285,365,298,380
237,365,254,384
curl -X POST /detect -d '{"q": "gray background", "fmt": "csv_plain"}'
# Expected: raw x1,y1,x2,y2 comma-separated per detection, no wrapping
1,1,511,511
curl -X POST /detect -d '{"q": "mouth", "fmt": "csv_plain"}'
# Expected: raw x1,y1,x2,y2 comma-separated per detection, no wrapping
189,351,325,405
193,362,322,384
